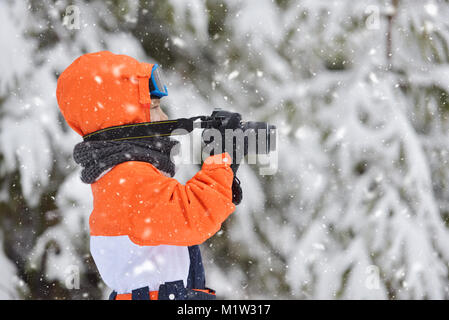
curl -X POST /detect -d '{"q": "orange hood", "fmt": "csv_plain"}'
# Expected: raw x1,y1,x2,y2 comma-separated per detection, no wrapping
56,51,154,136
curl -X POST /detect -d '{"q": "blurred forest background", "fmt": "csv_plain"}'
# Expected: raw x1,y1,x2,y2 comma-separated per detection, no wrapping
1,0,449,299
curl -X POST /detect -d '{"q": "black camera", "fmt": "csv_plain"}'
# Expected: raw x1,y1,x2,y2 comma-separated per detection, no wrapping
200,108,277,161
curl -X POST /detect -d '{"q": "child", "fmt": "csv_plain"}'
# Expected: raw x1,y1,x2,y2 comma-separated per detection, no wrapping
56,51,239,300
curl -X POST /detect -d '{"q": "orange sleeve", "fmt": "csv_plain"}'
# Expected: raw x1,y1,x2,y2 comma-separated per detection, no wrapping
121,152,236,246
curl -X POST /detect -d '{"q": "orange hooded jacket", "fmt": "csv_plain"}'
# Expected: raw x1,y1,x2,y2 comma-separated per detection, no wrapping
56,51,236,246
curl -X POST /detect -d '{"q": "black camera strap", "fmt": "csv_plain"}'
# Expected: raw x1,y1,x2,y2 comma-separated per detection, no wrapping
82,111,275,157
83,117,203,142
82,113,229,142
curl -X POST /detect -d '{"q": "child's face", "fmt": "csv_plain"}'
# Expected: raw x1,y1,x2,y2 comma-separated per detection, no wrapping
150,98,168,121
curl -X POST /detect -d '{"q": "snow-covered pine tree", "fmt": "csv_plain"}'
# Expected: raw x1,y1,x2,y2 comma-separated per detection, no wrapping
198,0,449,299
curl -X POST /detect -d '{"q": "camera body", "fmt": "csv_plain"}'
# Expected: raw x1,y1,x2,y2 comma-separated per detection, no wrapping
201,108,277,161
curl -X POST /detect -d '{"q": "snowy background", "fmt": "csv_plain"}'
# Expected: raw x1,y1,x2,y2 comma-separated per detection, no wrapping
1,0,449,299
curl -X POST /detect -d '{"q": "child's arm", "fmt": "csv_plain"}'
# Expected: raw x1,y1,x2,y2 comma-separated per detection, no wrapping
123,152,236,246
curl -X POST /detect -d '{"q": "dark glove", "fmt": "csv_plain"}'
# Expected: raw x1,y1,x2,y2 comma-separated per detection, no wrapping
202,110,244,205
232,176,243,205
203,110,242,162
215,111,243,205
